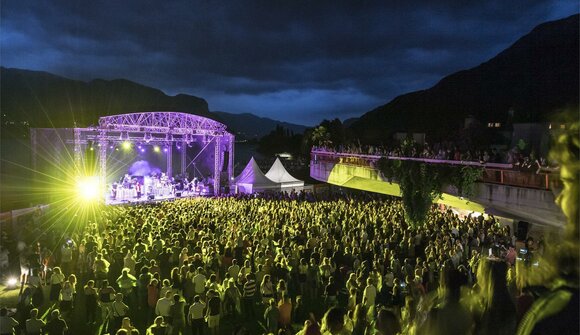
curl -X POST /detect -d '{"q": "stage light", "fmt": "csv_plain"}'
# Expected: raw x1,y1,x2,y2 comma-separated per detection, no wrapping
6,277,18,288
140,148,145,153
163,147,168,153
153,146,160,153
122,141,132,150
76,176,101,202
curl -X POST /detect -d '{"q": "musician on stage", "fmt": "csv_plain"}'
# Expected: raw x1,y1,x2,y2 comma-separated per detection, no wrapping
135,181,142,199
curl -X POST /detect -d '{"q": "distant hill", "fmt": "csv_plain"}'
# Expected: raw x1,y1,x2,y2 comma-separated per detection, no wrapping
350,14,580,143
213,111,308,139
0,67,309,139
0,67,212,128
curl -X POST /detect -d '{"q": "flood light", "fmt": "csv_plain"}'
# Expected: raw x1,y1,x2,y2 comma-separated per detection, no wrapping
6,277,18,288
76,176,100,201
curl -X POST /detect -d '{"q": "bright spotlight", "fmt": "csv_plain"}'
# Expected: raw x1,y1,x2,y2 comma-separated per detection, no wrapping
6,277,18,288
122,141,132,150
76,176,101,201
153,146,160,153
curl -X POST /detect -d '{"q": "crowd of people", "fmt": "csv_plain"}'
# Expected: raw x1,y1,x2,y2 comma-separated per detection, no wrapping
313,142,556,173
0,189,559,335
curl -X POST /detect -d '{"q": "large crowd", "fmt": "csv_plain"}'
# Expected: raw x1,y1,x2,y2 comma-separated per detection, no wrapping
0,189,557,335
313,143,556,172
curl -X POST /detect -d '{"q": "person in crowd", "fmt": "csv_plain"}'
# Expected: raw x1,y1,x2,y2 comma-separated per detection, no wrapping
146,316,169,335
112,292,130,332
242,273,256,319
25,308,45,335
192,267,206,300
324,276,338,307
421,266,472,335
148,278,160,322
296,319,322,335
44,309,68,335
169,294,186,335
59,280,74,319
474,258,516,335
0,307,19,335
138,266,153,309
372,308,401,335
84,279,98,324
120,317,136,333
261,274,275,305
94,253,110,282
264,298,280,334
187,295,205,335
206,289,221,335
278,293,292,330
321,307,349,335
155,291,173,324
99,280,117,324
351,304,368,335
117,268,137,302
49,267,65,304
517,121,579,334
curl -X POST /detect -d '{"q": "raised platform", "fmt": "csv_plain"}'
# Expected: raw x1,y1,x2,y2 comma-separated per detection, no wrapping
105,190,210,205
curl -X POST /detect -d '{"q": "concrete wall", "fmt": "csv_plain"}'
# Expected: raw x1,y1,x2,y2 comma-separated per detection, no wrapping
311,158,566,230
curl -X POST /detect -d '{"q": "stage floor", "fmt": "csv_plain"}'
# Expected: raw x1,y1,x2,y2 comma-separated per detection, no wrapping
105,191,205,205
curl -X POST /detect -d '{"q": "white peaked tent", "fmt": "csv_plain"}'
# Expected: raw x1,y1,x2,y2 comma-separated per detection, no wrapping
265,157,304,188
234,157,281,193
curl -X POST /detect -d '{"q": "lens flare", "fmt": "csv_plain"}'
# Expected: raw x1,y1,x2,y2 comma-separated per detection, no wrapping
76,176,101,201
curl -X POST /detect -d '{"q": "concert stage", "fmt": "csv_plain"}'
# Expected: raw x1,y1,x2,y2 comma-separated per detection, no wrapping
30,112,235,204
105,188,212,205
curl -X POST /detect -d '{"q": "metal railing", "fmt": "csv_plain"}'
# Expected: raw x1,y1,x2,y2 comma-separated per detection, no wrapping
311,149,559,191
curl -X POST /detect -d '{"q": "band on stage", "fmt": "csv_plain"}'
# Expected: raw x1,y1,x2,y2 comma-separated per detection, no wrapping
110,172,207,201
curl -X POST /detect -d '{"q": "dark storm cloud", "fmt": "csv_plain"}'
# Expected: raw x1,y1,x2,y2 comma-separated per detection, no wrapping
1,0,578,125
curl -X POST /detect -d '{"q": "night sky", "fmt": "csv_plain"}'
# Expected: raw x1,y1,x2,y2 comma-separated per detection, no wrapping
1,1,578,126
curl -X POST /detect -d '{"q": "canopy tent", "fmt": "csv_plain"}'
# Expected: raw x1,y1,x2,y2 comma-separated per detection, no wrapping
234,157,281,193
265,157,304,188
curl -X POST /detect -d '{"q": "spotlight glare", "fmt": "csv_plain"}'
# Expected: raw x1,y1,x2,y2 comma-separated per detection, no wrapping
153,146,160,153
6,277,18,288
76,176,101,202
122,141,131,150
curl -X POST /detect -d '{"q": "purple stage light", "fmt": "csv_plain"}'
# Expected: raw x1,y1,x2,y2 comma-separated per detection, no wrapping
140,148,145,153
163,148,168,153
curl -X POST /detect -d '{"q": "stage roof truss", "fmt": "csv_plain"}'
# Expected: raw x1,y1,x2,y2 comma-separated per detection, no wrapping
98,112,228,136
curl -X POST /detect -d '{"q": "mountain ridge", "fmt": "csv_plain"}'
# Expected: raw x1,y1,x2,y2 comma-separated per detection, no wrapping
350,14,579,142
0,67,307,138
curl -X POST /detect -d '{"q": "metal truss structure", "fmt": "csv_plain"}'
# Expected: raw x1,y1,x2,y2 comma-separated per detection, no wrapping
73,112,234,195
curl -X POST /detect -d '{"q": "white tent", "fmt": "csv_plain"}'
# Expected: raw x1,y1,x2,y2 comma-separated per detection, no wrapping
234,157,281,193
265,157,304,188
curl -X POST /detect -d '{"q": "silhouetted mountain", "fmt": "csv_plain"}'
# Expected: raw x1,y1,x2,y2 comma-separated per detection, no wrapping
0,67,212,128
350,14,579,143
1,67,309,139
213,111,307,139
342,117,359,127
